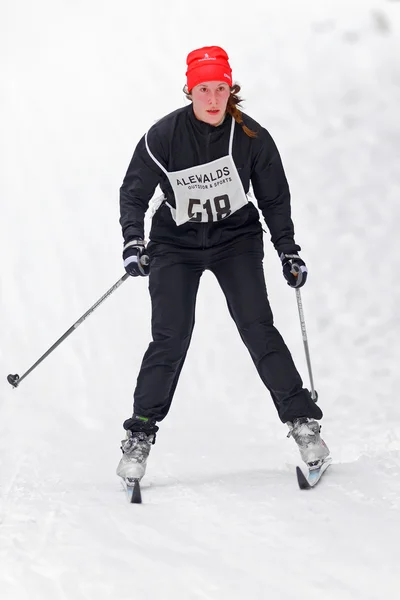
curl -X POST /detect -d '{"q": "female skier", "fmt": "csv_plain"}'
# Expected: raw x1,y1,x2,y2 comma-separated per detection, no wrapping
117,46,329,482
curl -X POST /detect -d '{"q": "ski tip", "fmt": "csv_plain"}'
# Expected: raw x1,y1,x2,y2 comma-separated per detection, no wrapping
128,479,142,504
296,466,311,490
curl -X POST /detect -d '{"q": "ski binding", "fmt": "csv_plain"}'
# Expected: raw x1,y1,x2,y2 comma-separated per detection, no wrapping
121,477,142,503
296,457,332,489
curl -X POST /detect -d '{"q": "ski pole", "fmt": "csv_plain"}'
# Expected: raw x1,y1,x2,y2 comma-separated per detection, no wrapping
294,288,317,401
7,260,147,388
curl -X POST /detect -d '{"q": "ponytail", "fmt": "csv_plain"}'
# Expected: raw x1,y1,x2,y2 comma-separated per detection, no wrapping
226,84,258,138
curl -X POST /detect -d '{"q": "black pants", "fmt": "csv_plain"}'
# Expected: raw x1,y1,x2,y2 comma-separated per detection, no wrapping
130,234,322,426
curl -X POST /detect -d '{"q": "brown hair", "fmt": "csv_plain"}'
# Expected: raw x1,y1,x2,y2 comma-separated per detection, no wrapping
183,83,258,138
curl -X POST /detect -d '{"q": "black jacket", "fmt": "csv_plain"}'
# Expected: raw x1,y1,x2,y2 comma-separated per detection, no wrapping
120,104,300,254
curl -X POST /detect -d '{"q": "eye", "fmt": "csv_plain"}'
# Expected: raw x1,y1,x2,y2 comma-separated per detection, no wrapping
218,86,227,92
199,87,208,93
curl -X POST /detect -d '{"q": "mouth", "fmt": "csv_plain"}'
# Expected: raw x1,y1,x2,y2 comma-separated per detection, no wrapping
207,109,220,115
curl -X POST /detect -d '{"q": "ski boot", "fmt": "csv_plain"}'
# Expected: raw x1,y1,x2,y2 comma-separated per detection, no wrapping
287,418,330,469
116,430,155,481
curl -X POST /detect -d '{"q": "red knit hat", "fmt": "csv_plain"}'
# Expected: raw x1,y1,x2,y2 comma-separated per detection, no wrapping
186,46,232,91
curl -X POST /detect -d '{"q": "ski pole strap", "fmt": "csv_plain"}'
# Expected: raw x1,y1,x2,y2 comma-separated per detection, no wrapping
123,239,146,251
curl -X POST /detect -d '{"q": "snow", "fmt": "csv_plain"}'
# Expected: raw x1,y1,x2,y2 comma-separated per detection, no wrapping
1,0,400,598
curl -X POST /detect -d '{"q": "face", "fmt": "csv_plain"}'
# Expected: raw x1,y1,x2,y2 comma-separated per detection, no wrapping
191,81,231,126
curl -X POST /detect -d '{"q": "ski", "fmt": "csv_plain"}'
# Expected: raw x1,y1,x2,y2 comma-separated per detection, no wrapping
296,457,332,490
121,477,142,503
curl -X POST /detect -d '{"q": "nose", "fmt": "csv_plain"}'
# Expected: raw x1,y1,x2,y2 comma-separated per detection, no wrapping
208,92,218,105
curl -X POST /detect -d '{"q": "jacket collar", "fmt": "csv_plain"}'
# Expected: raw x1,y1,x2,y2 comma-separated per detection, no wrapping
187,104,230,135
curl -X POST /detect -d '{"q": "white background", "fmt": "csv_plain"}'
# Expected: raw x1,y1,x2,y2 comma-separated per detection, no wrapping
1,1,400,598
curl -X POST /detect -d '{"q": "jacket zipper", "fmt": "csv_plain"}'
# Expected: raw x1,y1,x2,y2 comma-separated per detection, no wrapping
202,132,212,249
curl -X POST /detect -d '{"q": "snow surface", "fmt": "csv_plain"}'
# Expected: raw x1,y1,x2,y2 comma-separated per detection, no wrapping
1,0,400,598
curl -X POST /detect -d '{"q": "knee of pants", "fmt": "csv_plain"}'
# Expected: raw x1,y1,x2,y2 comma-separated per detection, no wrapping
236,320,285,361
151,327,192,362
229,300,274,331
236,315,275,337
152,316,193,341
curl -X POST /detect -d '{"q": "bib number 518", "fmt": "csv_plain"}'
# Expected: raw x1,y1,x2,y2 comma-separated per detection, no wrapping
188,194,231,222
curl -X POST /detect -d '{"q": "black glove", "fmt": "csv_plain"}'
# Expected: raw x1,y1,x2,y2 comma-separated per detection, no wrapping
280,253,308,288
123,239,150,277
